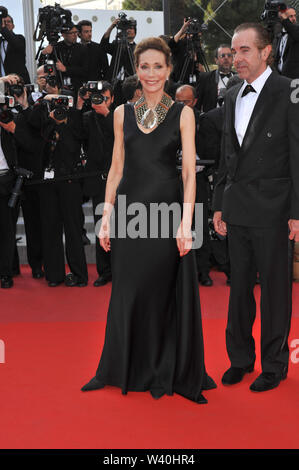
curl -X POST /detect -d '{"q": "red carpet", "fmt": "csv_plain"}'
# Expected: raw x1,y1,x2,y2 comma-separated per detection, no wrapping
0,266,299,449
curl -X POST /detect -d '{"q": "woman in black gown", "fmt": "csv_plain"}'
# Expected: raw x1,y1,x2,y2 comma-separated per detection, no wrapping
82,37,216,403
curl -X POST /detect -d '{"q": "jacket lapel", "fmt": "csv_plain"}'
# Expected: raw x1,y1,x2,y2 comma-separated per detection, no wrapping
229,82,243,151
240,73,279,154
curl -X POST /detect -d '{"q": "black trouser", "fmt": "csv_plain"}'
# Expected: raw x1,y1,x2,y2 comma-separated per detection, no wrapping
39,180,88,284
226,223,291,375
0,194,16,277
91,177,111,278
21,186,43,272
194,172,211,276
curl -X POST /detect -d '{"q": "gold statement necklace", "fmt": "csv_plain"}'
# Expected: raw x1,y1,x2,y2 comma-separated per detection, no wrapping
134,92,173,130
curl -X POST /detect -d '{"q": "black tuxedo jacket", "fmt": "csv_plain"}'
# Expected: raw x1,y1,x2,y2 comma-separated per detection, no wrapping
213,72,299,227
0,27,30,83
199,106,224,168
82,41,109,81
196,70,235,113
82,109,114,197
275,19,299,79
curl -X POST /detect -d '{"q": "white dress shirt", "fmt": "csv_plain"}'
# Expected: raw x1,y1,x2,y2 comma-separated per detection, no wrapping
278,29,288,72
0,129,9,170
235,66,272,146
0,39,7,77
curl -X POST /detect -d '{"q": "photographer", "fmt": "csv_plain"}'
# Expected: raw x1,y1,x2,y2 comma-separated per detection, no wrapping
77,20,108,81
0,74,19,288
100,16,137,83
169,18,205,86
275,6,299,78
196,44,235,112
9,76,45,279
30,95,88,287
0,12,30,83
80,82,114,287
39,23,88,96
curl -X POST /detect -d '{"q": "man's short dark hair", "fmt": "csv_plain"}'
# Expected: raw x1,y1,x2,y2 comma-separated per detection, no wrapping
122,75,141,102
101,81,114,98
215,44,232,58
77,20,92,33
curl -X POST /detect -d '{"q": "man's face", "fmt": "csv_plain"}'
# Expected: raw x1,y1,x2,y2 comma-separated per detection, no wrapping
127,27,136,41
92,89,114,111
63,27,78,45
37,66,58,93
80,25,92,43
215,47,233,74
2,16,14,31
286,8,297,24
175,87,197,108
231,28,271,84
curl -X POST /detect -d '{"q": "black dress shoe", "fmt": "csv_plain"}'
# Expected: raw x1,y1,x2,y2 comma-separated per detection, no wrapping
81,376,105,392
65,273,88,287
48,280,64,287
222,364,254,385
199,273,213,287
82,233,91,246
1,276,13,289
150,388,165,400
32,269,44,279
250,370,287,392
93,274,112,287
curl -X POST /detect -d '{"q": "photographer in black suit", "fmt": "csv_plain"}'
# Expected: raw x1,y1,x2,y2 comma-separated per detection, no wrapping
196,44,234,112
213,23,299,393
275,6,299,78
39,24,88,95
0,14,30,83
79,82,114,286
77,20,108,81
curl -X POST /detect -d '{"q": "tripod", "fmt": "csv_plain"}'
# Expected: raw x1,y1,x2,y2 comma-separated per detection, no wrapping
111,28,136,86
179,35,210,84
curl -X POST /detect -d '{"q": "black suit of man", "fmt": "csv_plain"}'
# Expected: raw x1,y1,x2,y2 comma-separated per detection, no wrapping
196,69,235,113
274,18,299,79
82,41,109,81
0,128,18,278
82,109,114,279
213,72,299,375
0,26,30,83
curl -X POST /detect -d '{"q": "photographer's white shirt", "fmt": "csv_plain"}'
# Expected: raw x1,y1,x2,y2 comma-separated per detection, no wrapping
278,29,288,72
0,129,9,170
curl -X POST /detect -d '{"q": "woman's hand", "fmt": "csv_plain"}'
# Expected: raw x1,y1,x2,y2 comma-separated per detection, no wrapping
99,215,111,252
176,222,193,257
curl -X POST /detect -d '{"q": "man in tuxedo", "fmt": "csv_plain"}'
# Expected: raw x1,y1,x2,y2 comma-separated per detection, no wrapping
274,7,299,79
77,20,108,81
213,23,299,392
196,44,234,112
80,82,114,287
0,14,30,83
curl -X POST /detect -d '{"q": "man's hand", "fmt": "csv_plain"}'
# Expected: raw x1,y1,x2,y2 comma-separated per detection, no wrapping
279,11,288,20
41,45,53,55
289,219,299,241
56,60,66,73
0,74,19,85
213,211,227,237
0,121,16,133
92,101,110,117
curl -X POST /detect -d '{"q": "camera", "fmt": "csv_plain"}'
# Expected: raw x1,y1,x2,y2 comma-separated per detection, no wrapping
261,1,287,24
42,95,74,121
8,168,33,209
117,12,136,32
0,93,15,124
185,17,207,36
44,60,55,75
0,5,8,22
79,81,108,105
34,2,73,45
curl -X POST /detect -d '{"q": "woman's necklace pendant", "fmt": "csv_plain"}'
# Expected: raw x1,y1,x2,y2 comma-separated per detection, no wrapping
140,108,158,129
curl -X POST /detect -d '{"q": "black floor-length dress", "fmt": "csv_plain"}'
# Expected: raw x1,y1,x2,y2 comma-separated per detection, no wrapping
83,102,216,403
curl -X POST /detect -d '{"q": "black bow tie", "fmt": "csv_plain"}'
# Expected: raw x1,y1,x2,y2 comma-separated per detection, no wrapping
241,84,256,98
220,73,232,79
281,31,288,36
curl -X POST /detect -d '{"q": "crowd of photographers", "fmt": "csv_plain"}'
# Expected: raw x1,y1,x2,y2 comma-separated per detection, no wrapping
0,2,298,288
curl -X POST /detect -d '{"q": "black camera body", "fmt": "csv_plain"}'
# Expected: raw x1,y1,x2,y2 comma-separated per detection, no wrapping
261,1,288,24
36,3,73,44
185,17,207,37
42,95,74,121
79,81,108,106
8,168,33,209
117,12,136,32
0,94,15,124
0,5,8,22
